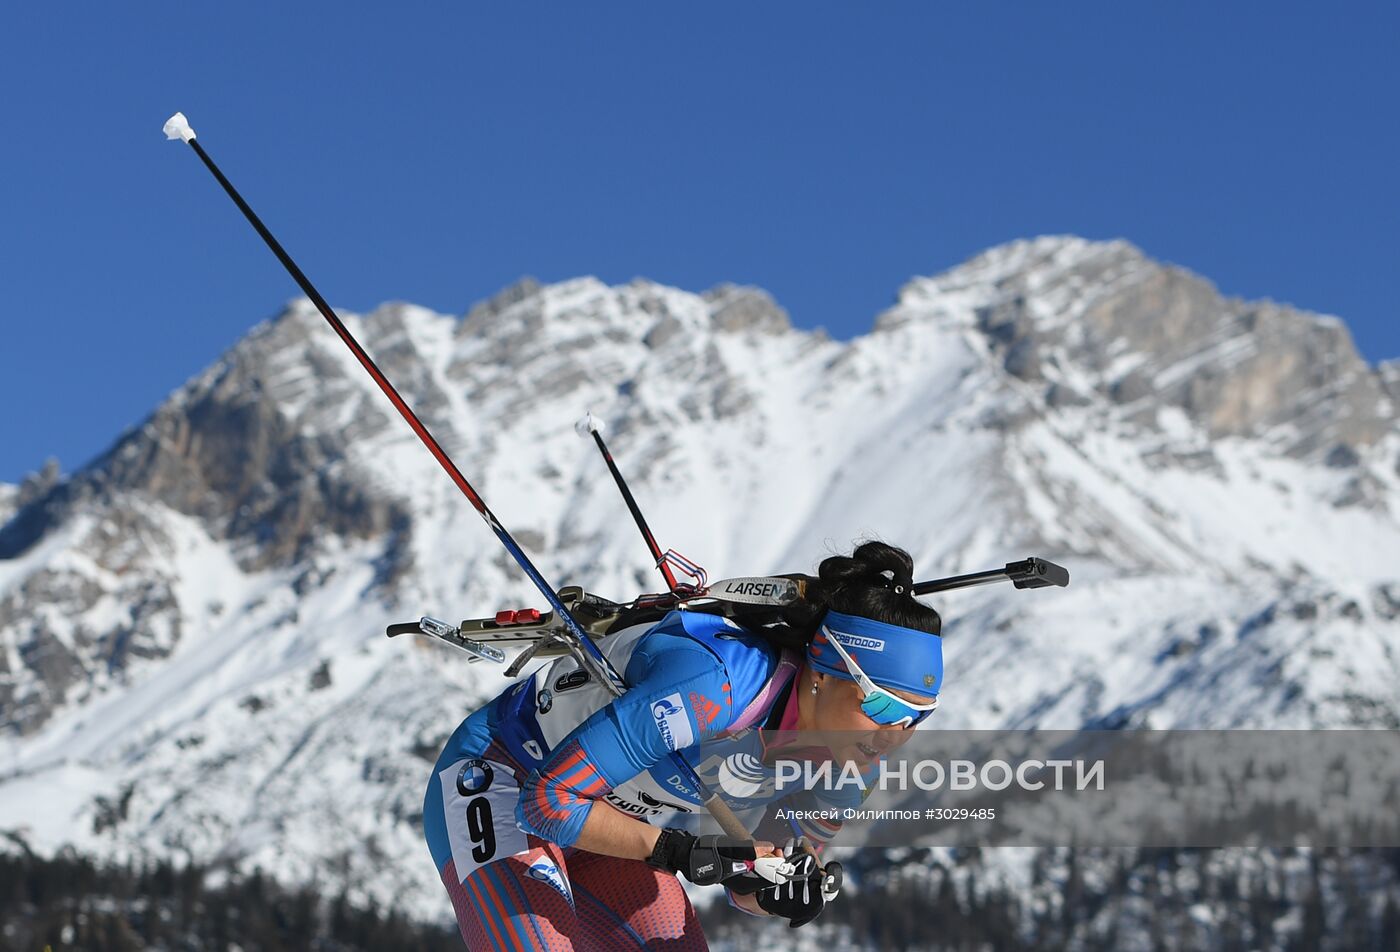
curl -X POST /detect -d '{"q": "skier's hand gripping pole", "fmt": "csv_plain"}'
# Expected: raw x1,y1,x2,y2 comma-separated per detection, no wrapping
693,785,840,890
725,837,843,927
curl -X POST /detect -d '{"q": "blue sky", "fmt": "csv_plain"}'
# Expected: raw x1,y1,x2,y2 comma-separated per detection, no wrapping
2,4,1396,484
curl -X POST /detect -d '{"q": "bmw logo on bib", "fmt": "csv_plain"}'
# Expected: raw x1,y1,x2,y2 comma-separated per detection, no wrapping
456,759,494,796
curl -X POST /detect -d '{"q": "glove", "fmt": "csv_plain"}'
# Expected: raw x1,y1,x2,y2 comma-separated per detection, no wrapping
754,846,843,929
646,828,757,886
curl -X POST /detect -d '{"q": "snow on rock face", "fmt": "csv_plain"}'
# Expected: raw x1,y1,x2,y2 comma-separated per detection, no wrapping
1,236,1397,915
884,236,1396,460
1380,358,1400,408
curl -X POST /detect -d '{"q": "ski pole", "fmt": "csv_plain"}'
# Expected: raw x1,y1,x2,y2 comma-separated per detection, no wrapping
578,413,678,590
162,113,760,847
576,411,711,590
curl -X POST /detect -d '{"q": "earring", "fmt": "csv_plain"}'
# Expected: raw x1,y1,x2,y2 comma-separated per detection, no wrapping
810,681,818,695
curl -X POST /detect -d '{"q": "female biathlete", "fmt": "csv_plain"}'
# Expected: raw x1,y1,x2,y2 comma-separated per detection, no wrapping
422,541,944,950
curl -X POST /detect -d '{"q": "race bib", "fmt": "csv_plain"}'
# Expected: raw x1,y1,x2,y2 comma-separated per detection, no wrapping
437,757,531,882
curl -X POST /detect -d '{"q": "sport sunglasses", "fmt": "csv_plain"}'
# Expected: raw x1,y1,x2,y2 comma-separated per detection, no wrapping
820,624,940,729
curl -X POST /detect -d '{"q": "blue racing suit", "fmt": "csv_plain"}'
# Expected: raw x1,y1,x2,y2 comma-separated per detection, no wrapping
422,610,853,950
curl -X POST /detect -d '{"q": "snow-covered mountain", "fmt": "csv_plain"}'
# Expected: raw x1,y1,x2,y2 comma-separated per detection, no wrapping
1,236,1397,920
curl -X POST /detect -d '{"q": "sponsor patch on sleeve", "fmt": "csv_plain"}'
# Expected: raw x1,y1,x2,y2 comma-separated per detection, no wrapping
650,692,696,751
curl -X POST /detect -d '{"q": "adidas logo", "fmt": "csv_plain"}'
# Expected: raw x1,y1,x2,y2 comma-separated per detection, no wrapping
688,691,723,727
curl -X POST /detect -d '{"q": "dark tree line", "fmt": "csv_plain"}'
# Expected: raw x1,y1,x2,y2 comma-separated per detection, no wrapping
6,847,1400,950
0,850,460,951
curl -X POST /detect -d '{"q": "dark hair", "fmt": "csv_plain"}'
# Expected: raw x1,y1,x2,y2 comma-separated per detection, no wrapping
767,541,942,650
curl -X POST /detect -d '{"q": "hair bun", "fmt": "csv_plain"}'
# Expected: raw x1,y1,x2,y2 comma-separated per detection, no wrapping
780,540,940,646
812,541,918,604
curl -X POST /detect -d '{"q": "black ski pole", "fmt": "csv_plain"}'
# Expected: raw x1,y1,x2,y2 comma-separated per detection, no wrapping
576,413,683,592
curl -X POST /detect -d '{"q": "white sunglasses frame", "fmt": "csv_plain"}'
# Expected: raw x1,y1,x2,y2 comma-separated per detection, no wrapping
820,624,940,727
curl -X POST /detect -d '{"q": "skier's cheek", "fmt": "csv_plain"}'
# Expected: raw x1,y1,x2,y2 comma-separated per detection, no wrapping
879,729,915,754
813,681,876,732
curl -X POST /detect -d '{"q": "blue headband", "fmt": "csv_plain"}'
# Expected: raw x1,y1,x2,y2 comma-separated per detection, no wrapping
807,609,944,697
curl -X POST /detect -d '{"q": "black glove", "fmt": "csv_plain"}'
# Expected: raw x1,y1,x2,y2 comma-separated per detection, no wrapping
646,828,756,886
755,851,843,929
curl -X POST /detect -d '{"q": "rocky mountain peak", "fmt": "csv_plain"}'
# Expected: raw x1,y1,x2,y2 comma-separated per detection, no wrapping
885,236,1396,461
702,284,792,335
924,235,1145,297
15,459,62,509
0,299,417,570
460,276,544,333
